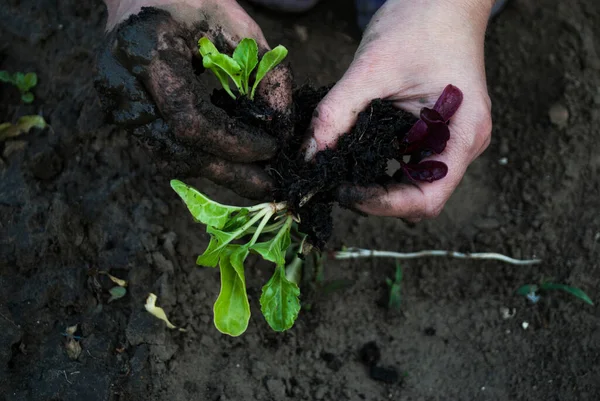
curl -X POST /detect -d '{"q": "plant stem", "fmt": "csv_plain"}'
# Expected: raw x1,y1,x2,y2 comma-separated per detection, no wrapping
247,201,287,213
333,247,541,266
248,210,275,246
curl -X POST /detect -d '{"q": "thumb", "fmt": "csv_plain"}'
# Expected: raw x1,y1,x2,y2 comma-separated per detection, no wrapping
304,67,380,160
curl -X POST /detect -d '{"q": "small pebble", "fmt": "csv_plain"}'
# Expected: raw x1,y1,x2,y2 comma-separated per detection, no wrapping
498,157,508,165
548,103,569,127
521,321,529,330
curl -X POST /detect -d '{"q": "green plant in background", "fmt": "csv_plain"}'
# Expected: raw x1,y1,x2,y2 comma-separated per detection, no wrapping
198,37,288,100
386,262,403,310
171,179,302,336
0,71,37,103
0,115,47,142
517,281,593,305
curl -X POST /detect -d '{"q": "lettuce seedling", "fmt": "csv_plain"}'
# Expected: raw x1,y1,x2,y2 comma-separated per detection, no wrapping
171,180,301,336
0,71,37,103
198,37,288,100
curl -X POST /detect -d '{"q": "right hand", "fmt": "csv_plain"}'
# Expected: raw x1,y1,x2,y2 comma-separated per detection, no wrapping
95,0,292,199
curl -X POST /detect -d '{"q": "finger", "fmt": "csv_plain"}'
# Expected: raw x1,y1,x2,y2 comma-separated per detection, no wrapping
134,120,274,200
113,11,278,163
256,63,293,115
341,95,492,219
95,32,159,127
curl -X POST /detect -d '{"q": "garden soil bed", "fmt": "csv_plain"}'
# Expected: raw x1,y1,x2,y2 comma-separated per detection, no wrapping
1,0,600,400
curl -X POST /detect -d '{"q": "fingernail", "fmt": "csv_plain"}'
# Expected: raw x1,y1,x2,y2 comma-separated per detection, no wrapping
304,137,317,161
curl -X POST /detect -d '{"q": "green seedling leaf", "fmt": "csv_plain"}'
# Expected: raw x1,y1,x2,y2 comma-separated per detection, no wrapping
198,37,220,58
0,70,12,83
22,72,37,91
222,208,250,231
171,179,241,229
0,115,47,142
260,264,300,332
21,92,34,104
108,286,127,303
251,218,292,266
203,53,243,93
541,283,593,305
198,37,238,99
387,262,403,310
232,38,258,94
250,45,288,99
214,249,251,336
196,236,222,267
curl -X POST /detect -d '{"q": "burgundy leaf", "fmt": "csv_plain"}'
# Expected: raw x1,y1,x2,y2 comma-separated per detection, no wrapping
432,84,463,121
404,119,427,144
401,160,448,183
420,107,450,154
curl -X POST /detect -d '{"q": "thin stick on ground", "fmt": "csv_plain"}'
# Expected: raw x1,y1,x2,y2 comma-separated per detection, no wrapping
333,247,541,266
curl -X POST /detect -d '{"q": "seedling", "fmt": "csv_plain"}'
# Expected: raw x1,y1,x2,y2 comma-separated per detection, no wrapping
385,262,403,310
198,37,288,100
0,115,47,142
0,71,37,103
517,282,593,305
171,179,302,336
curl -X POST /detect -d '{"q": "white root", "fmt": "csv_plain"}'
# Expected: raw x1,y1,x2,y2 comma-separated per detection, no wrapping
333,247,541,266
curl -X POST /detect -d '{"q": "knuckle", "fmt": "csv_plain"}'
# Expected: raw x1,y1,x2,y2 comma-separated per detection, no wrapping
422,197,445,219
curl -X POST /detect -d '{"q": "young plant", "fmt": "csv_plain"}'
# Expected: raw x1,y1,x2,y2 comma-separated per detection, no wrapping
0,71,37,103
198,37,288,100
385,262,403,310
517,282,593,305
171,180,301,336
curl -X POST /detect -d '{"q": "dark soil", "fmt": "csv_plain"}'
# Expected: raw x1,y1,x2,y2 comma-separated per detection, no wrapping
2,0,600,401
214,85,417,248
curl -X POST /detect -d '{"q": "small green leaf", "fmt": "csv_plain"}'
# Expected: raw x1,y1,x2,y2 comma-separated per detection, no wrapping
230,245,250,276
14,72,25,89
108,286,127,303
251,219,291,266
196,236,222,267
21,92,34,103
250,45,288,99
203,53,243,92
214,250,251,336
222,209,250,232
233,38,258,94
0,115,47,142
22,72,37,91
170,180,241,229
198,37,220,58
541,283,593,305
0,70,12,83
198,37,238,99
260,264,300,332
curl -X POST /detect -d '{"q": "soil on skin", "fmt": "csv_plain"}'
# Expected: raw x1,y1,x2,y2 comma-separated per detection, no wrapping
2,0,600,401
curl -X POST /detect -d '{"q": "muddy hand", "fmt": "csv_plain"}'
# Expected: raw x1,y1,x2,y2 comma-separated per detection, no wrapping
95,0,293,200
306,0,493,221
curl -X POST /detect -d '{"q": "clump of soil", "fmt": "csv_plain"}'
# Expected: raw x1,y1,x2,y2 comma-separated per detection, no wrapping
213,85,418,248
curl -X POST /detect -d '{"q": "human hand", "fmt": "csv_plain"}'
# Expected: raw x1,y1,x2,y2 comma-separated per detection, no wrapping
95,0,292,199
305,0,493,221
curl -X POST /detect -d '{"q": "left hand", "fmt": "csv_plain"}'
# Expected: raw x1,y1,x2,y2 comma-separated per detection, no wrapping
305,0,493,221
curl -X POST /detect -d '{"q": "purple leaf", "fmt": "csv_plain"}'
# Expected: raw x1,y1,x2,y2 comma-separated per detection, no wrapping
432,84,463,121
420,108,450,154
401,160,448,183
